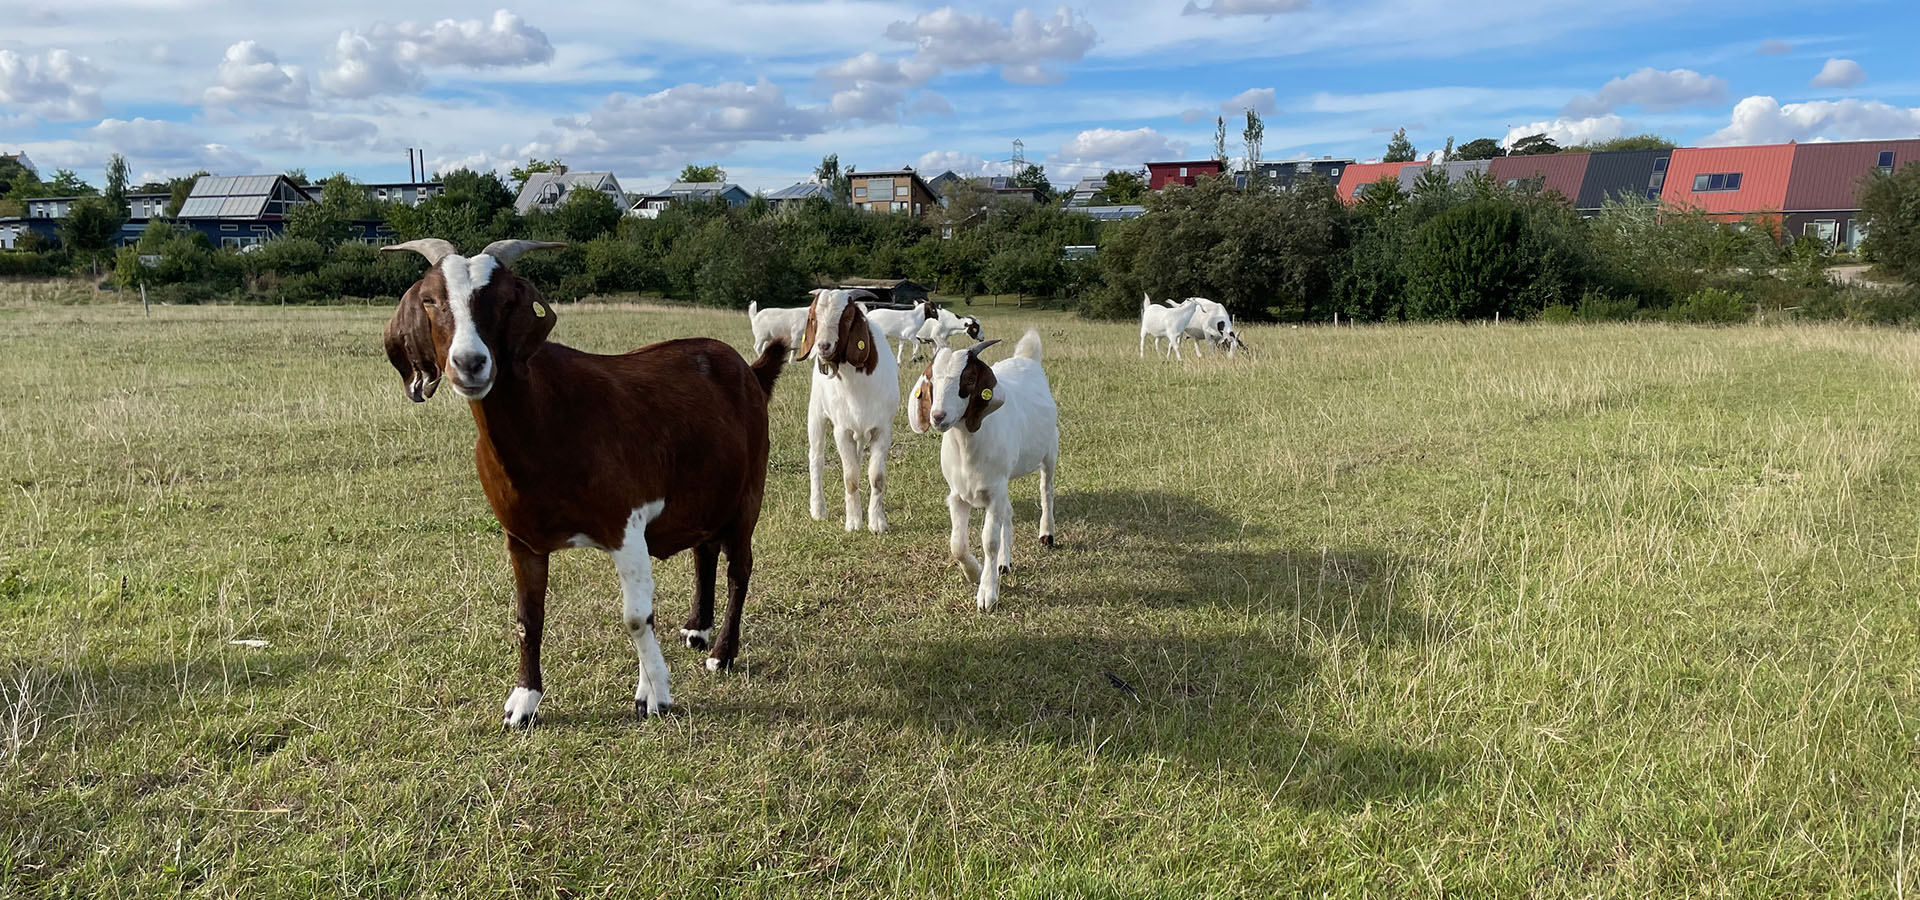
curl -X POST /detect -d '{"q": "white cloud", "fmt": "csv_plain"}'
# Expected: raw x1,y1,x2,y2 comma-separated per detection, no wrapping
876,6,1096,86
1179,107,1210,123
0,49,107,121
1811,58,1865,89
830,82,906,122
89,118,261,175
914,150,1012,177
203,41,310,109
1703,95,1920,146
1563,67,1725,116
1181,0,1311,16
251,116,381,151
320,9,555,98
1502,114,1628,148
566,78,827,161
1054,127,1186,171
1224,87,1277,115
1758,39,1794,55
909,93,952,117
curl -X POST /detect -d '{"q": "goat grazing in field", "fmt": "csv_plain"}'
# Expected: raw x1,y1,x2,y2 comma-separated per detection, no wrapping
1168,297,1248,357
861,298,936,362
747,299,811,360
912,307,984,360
800,289,900,532
1140,294,1200,359
907,329,1058,611
381,237,785,726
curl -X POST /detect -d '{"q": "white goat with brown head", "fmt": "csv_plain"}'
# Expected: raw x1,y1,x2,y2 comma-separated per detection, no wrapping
798,288,899,532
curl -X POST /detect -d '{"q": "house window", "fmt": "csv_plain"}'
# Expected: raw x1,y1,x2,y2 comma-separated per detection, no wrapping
892,201,907,212
868,178,894,195
1295,162,1312,174
221,224,238,231
1806,220,1838,244
1691,172,1742,192
895,185,908,198
1652,157,1669,173
1329,168,1341,178
1879,150,1896,175
853,186,867,199
1647,186,1662,200
1178,167,1188,177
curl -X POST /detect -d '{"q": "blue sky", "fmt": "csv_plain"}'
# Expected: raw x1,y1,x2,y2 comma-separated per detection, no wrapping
5,0,1919,193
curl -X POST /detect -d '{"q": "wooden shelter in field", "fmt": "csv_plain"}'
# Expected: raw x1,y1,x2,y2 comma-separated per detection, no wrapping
837,277,929,306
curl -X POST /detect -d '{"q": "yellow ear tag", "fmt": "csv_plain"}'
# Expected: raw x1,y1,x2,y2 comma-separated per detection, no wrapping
533,302,547,318
980,388,992,401
857,340,866,350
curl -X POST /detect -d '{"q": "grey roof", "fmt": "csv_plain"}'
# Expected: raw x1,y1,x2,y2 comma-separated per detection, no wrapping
177,175,310,219
1396,159,1492,190
1076,204,1146,220
766,182,832,202
514,171,621,214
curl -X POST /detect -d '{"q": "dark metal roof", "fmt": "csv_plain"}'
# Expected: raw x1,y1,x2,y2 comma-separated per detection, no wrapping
1488,153,1591,201
1576,149,1673,210
1784,139,1920,211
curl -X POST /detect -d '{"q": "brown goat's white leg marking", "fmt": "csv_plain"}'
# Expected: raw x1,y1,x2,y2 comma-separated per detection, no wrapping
806,397,830,521
613,500,672,717
947,492,980,586
503,538,548,728
834,426,864,532
865,425,890,533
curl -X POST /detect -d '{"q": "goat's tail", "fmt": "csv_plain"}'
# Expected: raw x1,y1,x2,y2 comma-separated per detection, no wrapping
747,300,759,319
1015,327,1042,363
749,340,787,397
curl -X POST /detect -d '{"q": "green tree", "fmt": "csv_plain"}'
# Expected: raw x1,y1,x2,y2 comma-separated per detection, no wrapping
509,158,559,191
814,154,852,203
1510,133,1562,156
1383,128,1417,163
1406,199,1529,320
0,155,40,198
1013,164,1053,202
677,163,726,183
1441,136,1455,163
1092,169,1147,205
104,154,130,216
1242,109,1265,181
284,167,309,184
385,168,521,252
1454,138,1507,161
1860,161,1920,278
1213,116,1227,165
60,196,123,253
1569,134,1678,153
47,169,97,196
551,185,623,243
1355,177,1409,218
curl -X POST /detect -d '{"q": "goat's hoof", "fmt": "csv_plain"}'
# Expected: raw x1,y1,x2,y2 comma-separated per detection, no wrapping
705,656,731,672
1039,534,1055,548
997,564,1010,575
975,594,997,613
633,699,674,719
680,628,711,650
501,686,543,729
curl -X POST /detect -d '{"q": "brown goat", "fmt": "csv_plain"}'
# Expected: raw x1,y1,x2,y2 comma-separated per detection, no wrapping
381,238,786,726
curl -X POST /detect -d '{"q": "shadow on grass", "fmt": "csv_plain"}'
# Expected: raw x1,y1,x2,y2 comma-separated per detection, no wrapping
1035,489,1438,647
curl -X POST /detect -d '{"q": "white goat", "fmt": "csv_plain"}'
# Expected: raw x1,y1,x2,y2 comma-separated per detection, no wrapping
907,329,1058,612
861,299,935,362
1168,297,1247,357
1140,294,1201,359
799,289,900,532
747,299,811,360
912,307,984,360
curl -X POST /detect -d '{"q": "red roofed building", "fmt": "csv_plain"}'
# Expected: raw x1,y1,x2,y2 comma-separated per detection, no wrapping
1145,160,1224,191
1782,139,1920,249
1336,161,1426,203
1660,144,1796,225
1488,153,1592,203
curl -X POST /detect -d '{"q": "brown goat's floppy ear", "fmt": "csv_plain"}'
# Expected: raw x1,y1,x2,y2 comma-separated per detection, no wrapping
503,280,557,377
839,302,877,375
960,340,1003,432
384,284,440,403
796,301,820,360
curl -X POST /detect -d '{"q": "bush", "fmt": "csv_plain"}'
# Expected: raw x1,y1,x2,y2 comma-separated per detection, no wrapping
1669,288,1750,324
1405,200,1530,320
1577,288,1640,322
1540,304,1577,323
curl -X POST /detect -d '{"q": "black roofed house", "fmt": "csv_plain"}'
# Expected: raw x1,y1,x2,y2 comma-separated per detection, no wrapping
1575,148,1676,214
837,277,929,306
765,182,836,209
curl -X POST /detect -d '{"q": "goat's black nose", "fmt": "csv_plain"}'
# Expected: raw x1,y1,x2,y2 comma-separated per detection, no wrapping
451,351,488,376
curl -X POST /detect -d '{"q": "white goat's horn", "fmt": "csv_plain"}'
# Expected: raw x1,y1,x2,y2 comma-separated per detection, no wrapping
480,240,568,266
381,238,458,265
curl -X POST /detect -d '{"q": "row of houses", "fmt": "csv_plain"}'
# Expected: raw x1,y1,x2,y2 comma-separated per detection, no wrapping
0,174,412,250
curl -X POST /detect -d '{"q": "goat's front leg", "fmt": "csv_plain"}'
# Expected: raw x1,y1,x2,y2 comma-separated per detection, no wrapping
1038,452,1058,548
865,426,890,533
1170,335,1185,360
948,492,980,585
807,402,829,521
834,427,865,532
977,489,1011,611
503,537,548,728
613,508,672,717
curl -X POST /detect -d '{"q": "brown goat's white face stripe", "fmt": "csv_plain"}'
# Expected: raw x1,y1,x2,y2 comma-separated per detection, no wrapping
443,254,501,399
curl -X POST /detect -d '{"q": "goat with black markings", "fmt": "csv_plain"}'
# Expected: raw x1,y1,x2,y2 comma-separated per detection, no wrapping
908,329,1058,611
381,238,785,726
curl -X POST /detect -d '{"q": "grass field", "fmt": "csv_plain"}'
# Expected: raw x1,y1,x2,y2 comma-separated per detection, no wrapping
2,287,1919,897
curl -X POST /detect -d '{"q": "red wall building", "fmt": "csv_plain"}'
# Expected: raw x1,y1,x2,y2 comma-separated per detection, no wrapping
1145,160,1224,191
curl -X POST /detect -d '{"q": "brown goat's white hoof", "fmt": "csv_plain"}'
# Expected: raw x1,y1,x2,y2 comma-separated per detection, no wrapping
705,656,728,672
680,628,711,650
502,686,542,728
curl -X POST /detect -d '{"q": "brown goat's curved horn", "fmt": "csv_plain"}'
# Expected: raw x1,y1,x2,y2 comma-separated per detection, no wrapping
480,240,568,267
843,289,879,302
965,339,1001,359
381,238,458,265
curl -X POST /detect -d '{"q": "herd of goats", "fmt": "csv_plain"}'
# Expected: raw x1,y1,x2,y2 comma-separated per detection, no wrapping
376,238,1248,726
